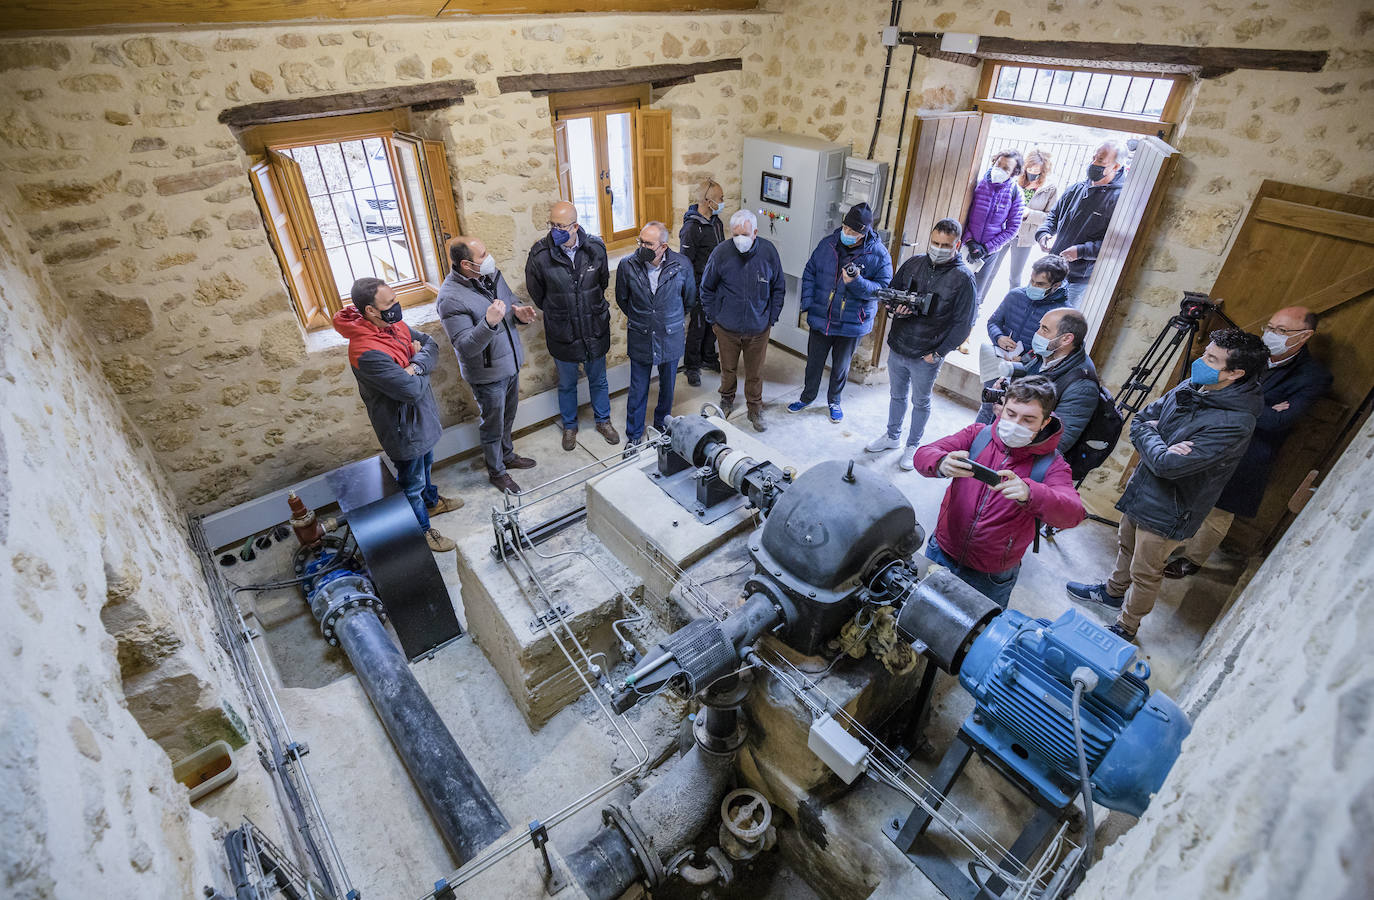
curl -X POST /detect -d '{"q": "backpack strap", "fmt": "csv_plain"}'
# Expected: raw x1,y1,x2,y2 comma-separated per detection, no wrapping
1028,451,1055,484
968,424,994,462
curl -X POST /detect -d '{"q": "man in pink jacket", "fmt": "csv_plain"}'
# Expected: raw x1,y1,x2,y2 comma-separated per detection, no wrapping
913,376,1086,607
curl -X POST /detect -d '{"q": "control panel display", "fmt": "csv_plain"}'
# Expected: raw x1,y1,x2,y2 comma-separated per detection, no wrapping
760,172,792,208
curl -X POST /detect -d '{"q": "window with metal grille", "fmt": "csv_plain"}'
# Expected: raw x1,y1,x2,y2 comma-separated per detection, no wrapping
991,65,1176,120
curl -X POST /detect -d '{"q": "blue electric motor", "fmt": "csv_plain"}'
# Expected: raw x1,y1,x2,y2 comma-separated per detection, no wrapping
958,607,1190,816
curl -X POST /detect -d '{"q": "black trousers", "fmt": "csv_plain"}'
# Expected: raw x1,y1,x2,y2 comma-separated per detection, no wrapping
684,305,718,371
800,331,860,406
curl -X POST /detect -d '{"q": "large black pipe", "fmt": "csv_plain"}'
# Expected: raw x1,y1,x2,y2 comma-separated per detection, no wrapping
333,606,509,864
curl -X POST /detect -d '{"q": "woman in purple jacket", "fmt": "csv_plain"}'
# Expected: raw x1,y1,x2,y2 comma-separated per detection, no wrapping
964,149,1025,301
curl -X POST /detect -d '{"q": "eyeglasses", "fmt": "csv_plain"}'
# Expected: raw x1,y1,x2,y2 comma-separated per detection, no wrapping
547,221,576,229
1263,324,1310,336
636,240,662,249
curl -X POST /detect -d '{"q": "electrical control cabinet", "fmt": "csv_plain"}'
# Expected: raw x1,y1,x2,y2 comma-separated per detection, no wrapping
741,133,850,354
841,158,890,243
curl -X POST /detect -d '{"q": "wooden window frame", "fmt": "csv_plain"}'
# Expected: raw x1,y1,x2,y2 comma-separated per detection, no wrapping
245,111,461,331
974,62,1189,140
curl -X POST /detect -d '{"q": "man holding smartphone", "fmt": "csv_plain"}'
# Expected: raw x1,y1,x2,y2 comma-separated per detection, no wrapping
912,376,1086,608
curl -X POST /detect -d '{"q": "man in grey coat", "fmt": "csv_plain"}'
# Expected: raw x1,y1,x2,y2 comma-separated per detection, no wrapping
1067,328,1269,641
437,236,539,494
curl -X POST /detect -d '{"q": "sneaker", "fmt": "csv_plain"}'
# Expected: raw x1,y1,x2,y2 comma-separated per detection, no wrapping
719,398,735,419
866,433,901,453
595,421,620,445
1066,581,1125,610
898,452,916,471
561,428,578,451
503,454,537,470
787,400,812,413
686,369,702,387
1108,622,1137,643
1163,557,1202,579
622,437,644,459
829,404,843,423
489,472,522,494
748,412,767,432
424,528,456,552
426,495,464,516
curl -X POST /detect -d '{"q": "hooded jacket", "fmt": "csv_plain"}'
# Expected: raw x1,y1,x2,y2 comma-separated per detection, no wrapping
885,254,978,360
986,283,1070,352
435,268,526,385
700,236,785,336
800,227,894,338
1118,376,1265,539
678,204,726,285
1034,168,1126,283
524,229,611,363
332,306,443,462
914,419,1085,575
615,248,697,366
964,172,1025,254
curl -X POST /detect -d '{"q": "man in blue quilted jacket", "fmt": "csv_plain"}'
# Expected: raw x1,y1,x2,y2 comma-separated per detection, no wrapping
787,202,893,423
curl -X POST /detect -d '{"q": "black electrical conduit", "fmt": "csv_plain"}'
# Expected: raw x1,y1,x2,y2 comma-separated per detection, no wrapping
881,44,920,232
865,0,904,160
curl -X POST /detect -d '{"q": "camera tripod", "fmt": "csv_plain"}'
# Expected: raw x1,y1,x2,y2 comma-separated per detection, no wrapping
1043,291,1238,535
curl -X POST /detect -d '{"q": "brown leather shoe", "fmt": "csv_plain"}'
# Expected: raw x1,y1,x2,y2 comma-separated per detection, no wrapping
424,528,456,552
595,421,620,444
489,472,522,494
562,428,577,451
503,454,537,470
426,495,464,516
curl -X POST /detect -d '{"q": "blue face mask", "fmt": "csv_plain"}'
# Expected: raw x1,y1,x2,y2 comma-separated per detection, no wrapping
839,230,859,247
1191,356,1222,386
550,226,571,246
1031,332,1053,357
1025,285,1047,301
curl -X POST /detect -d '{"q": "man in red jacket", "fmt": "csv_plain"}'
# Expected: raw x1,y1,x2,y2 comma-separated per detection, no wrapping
913,376,1085,607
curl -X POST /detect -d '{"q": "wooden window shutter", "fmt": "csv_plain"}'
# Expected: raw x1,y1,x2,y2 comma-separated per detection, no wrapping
552,119,574,202
422,139,461,259
267,149,338,318
392,132,447,286
634,108,672,227
250,159,329,329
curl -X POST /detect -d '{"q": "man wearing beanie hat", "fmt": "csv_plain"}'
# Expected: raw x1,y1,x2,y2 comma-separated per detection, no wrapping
788,201,893,422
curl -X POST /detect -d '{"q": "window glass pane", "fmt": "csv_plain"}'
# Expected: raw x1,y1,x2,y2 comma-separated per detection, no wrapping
564,117,601,237
341,140,372,190
345,242,378,282
994,66,1020,99
1103,75,1131,111
1065,72,1091,107
1046,69,1073,106
605,112,636,234
333,193,366,245
1083,74,1110,109
310,195,342,248
325,247,353,297
361,137,392,186
370,237,413,281
1122,77,1152,114
1030,68,1055,104
292,147,328,196
1143,79,1172,117
1012,69,1035,101
315,142,349,192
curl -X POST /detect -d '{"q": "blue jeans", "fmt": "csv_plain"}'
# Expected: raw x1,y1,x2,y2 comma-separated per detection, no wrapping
925,534,1019,609
555,356,611,430
886,350,943,446
392,450,439,531
626,358,678,441
1064,279,1089,308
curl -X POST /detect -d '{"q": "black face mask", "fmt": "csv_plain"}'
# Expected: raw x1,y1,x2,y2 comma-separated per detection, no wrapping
635,246,658,265
376,303,403,324
1086,164,1107,182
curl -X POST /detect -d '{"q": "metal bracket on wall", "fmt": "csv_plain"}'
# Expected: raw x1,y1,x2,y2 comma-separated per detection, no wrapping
528,603,572,634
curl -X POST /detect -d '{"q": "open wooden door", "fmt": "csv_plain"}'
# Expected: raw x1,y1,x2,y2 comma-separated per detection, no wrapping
1081,136,1180,356
634,108,672,228
1204,181,1374,554
872,111,990,364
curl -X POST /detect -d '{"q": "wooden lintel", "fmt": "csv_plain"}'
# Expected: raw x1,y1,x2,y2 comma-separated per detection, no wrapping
900,32,1327,78
219,79,478,127
497,59,743,96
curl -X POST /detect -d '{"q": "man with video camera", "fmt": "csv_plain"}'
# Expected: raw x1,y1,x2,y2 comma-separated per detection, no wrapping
865,218,978,469
787,202,892,422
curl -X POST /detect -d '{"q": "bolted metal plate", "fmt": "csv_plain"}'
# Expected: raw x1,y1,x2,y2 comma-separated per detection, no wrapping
649,464,750,525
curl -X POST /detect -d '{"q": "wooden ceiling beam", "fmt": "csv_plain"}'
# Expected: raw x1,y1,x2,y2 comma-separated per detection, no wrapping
439,0,756,13
219,79,477,128
497,58,743,96
900,32,1328,79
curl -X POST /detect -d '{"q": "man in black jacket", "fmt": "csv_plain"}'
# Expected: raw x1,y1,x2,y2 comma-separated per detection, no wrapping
616,221,697,449
333,278,461,552
1067,328,1269,641
1035,140,1127,308
679,179,725,386
525,201,620,451
865,218,977,469
1165,307,1332,578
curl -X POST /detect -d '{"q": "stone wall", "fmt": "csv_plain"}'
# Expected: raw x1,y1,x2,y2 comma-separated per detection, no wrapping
0,195,247,894
0,12,772,513
1077,414,1374,898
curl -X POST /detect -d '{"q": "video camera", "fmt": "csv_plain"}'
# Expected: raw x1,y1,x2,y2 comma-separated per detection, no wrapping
1178,291,1221,322
876,286,935,319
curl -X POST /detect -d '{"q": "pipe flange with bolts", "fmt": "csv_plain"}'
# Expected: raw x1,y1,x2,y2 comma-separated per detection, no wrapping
602,802,665,888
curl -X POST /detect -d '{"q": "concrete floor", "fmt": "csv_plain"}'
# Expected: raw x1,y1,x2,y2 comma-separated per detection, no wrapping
209,345,1243,899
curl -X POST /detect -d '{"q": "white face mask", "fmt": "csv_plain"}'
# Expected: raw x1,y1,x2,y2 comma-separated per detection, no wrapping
1261,330,1292,356
996,418,1035,448
478,254,497,277
927,245,955,264
989,167,1011,185
733,234,755,253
